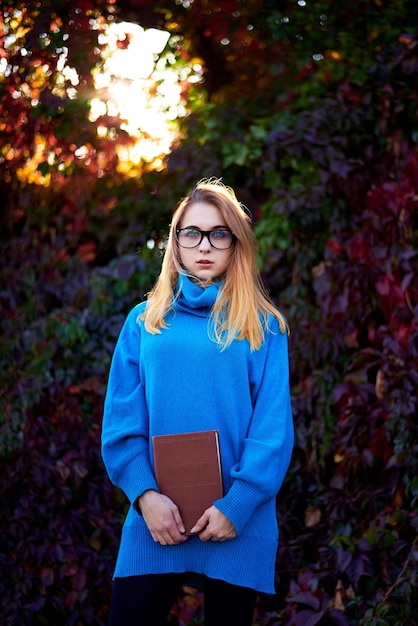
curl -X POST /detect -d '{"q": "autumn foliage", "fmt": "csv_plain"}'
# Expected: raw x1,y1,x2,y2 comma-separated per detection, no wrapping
1,1,417,625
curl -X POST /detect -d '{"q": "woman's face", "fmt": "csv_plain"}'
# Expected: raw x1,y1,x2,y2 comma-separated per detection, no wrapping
177,201,234,282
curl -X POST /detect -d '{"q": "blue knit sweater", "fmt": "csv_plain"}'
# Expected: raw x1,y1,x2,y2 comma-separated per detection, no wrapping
102,275,294,593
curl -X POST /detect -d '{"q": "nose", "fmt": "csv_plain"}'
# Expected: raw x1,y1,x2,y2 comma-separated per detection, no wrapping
199,234,212,251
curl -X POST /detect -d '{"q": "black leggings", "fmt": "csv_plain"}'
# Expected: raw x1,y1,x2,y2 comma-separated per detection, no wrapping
108,573,258,626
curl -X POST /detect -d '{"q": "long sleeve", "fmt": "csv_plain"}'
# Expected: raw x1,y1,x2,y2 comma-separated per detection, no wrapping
214,319,294,534
101,305,158,504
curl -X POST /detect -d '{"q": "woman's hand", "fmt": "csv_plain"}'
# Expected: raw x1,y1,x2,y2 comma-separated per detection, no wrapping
138,490,188,545
190,505,237,542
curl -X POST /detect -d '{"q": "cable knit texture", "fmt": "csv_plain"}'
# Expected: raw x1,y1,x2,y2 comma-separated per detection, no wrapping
102,275,294,593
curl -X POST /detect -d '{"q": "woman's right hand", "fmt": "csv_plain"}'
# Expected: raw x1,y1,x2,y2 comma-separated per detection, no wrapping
138,490,188,545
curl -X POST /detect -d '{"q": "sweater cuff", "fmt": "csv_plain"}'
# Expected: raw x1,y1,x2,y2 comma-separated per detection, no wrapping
115,450,159,505
213,479,267,535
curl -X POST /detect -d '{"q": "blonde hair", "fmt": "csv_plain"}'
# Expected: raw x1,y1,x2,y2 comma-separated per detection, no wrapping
140,179,288,350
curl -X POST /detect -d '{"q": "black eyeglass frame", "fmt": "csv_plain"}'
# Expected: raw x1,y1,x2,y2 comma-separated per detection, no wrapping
175,227,236,250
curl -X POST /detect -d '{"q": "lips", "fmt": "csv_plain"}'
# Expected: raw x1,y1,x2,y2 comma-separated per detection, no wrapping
197,260,213,266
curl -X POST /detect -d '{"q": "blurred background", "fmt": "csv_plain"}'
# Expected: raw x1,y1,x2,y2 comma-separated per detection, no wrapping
0,1,417,624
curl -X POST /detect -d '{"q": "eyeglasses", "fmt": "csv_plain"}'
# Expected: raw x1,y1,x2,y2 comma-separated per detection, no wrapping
176,228,235,250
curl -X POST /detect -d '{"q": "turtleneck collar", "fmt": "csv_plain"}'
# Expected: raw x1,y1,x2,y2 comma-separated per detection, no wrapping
174,274,222,316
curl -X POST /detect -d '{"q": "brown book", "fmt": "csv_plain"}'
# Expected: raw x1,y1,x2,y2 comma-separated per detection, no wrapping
152,430,223,535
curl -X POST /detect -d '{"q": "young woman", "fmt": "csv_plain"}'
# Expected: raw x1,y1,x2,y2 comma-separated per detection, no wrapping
102,179,294,626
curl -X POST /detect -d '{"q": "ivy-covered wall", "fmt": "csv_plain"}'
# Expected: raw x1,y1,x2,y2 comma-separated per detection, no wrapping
1,1,417,624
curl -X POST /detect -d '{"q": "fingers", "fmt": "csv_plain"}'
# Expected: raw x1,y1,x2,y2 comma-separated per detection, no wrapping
196,506,237,543
139,495,236,545
139,491,188,545
150,512,187,545
189,511,210,535
172,507,186,535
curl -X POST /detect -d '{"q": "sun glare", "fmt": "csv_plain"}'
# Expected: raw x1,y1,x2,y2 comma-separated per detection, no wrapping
90,21,203,173
1,9,204,184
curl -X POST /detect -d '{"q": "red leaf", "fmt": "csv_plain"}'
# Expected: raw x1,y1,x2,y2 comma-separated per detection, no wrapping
72,568,87,591
77,242,96,263
41,568,55,587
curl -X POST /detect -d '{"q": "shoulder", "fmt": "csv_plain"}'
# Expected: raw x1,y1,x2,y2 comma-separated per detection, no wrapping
259,313,289,358
118,301,147,332
122,301,145,320
265,311,289,337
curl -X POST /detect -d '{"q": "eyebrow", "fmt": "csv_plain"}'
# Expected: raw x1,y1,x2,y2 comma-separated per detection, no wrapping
181,224,229,230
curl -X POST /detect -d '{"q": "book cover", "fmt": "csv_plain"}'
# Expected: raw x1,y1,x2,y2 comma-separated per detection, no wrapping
152,430,223,535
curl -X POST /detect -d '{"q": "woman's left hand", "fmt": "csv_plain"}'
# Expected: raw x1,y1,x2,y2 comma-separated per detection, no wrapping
190,506,237,542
